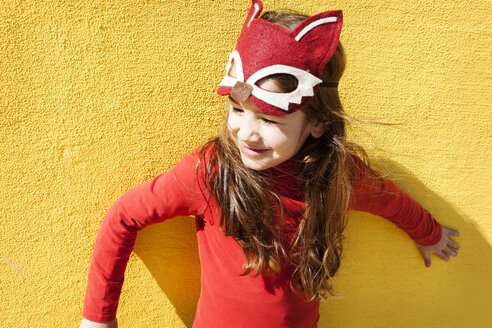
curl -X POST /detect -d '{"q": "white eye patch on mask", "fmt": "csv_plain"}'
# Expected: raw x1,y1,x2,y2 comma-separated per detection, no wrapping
219,50,322,112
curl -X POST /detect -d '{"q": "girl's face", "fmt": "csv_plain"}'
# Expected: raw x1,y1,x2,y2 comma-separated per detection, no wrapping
227,95,322,171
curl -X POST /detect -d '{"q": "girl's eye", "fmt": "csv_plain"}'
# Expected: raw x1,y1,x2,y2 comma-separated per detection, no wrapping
262,118,278,125
230,105,278,125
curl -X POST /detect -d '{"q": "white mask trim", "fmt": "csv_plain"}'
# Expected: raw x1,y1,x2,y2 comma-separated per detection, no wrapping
247,65,322,111
294,17,338,42
219,50,244,87
247,3,261,27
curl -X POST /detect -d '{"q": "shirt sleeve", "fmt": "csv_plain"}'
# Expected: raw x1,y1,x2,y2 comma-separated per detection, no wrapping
82,147,207,322
350,161,442,246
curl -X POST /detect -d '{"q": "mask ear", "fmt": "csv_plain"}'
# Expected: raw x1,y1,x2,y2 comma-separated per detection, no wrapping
310,123,326,138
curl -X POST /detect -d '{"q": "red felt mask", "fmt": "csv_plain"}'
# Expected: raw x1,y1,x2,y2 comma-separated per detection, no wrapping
217,0,343,116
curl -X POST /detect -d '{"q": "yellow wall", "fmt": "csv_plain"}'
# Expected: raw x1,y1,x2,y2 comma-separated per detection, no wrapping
1,0,490,327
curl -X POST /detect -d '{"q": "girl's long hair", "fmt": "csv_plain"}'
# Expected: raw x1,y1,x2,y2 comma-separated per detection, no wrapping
198,11,375,301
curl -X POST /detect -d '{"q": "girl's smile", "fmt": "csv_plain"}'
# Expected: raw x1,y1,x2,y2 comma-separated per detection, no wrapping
240,143,270,156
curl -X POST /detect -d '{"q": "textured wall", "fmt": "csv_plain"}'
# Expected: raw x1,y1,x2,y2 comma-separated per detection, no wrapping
0,0,490,327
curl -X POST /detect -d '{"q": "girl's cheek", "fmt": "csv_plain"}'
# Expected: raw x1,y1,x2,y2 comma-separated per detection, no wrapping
227,114,239,131
264,129,290,149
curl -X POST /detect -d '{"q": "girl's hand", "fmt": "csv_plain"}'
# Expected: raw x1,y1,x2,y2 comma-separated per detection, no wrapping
416,226,460,267
79,318,118,328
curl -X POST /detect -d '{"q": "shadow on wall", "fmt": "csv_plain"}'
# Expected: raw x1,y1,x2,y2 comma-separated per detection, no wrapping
318,158,491,327
134,217,200,327
133,158,490,327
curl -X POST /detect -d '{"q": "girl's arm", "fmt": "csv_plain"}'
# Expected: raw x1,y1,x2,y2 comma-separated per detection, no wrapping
351,163,459,266
81,147,207,323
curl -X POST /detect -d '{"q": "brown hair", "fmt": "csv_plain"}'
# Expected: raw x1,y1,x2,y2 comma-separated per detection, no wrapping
197,11,375,301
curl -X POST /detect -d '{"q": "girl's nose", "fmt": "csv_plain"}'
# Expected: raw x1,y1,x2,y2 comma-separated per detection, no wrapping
236,117,260,143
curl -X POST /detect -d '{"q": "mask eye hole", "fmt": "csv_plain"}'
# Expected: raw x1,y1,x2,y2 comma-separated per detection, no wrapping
254,73,298,93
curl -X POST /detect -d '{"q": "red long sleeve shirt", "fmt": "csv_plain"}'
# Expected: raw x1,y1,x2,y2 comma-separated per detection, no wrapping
82,145,442,327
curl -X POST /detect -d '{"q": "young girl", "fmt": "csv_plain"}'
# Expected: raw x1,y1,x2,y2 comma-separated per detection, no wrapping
80,1,460,327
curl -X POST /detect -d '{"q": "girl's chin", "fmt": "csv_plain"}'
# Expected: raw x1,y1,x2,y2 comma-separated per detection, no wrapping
240,154,279,171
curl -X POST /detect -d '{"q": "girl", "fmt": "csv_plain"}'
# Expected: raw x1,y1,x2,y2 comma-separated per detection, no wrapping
80,1,460,327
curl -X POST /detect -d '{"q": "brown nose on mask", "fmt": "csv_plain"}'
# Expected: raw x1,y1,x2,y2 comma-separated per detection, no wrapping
230,81,253,102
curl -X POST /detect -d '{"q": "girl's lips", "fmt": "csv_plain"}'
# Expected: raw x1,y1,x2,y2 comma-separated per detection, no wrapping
240,143,269,156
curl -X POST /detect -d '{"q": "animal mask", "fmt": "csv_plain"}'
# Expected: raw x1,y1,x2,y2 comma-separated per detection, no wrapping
217,0,343,116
